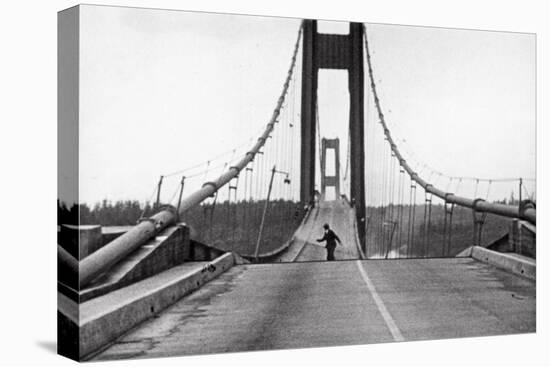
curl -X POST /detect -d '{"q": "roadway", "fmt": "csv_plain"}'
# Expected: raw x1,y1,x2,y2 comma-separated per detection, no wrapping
95,257,535,360
276,199,362,262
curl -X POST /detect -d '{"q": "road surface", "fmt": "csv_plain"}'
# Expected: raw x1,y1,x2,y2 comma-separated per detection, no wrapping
95,257,535,360
276,199,362,262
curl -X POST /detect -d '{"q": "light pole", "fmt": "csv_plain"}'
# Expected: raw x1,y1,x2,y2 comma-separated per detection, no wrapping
254,165,291,261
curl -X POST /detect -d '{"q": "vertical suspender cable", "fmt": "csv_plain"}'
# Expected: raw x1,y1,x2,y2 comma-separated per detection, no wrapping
407,181,417,257
397,168,405,257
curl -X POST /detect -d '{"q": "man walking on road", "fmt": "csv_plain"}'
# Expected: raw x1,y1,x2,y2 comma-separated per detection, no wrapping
317,223,341,261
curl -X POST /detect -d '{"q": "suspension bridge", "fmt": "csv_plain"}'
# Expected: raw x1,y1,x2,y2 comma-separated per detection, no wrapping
57,19,536,361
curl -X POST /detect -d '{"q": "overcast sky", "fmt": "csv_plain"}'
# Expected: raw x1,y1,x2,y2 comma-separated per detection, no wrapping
78,5,535,205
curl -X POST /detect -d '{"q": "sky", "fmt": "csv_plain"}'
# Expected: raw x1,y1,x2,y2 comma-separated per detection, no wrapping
77,5,535,206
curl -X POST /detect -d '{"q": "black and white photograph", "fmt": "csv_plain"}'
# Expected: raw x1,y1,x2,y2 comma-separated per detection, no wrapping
56,3,538,362
2,1,548,366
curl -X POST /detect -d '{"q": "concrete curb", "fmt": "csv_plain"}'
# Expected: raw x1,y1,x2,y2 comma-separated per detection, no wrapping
78,253,236,360
470,246,535,281
455,246,473,258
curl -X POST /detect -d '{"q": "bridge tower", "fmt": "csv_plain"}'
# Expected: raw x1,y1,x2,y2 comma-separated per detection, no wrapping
300,20,366,249
320,138,341,200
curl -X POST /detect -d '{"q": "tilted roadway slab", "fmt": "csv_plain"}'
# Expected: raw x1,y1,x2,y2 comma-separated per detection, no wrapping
277,199,362,262
94,257,535,360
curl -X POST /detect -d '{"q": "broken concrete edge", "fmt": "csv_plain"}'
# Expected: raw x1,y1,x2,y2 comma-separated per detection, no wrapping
58,252,239,361
462,246,535,281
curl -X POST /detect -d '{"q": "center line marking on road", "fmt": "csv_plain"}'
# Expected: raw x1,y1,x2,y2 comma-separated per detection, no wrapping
356,260,405,342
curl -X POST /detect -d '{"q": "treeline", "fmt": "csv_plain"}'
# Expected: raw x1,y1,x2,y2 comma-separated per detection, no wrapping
59,196,530,227
58,199,305,256
58,198,525,258
58,199,155,226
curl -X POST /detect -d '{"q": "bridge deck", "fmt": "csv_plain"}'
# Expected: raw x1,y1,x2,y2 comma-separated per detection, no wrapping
94,258,535,360
277,199,361,262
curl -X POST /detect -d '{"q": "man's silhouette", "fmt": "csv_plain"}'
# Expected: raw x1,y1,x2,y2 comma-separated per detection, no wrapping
316,223,341,261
